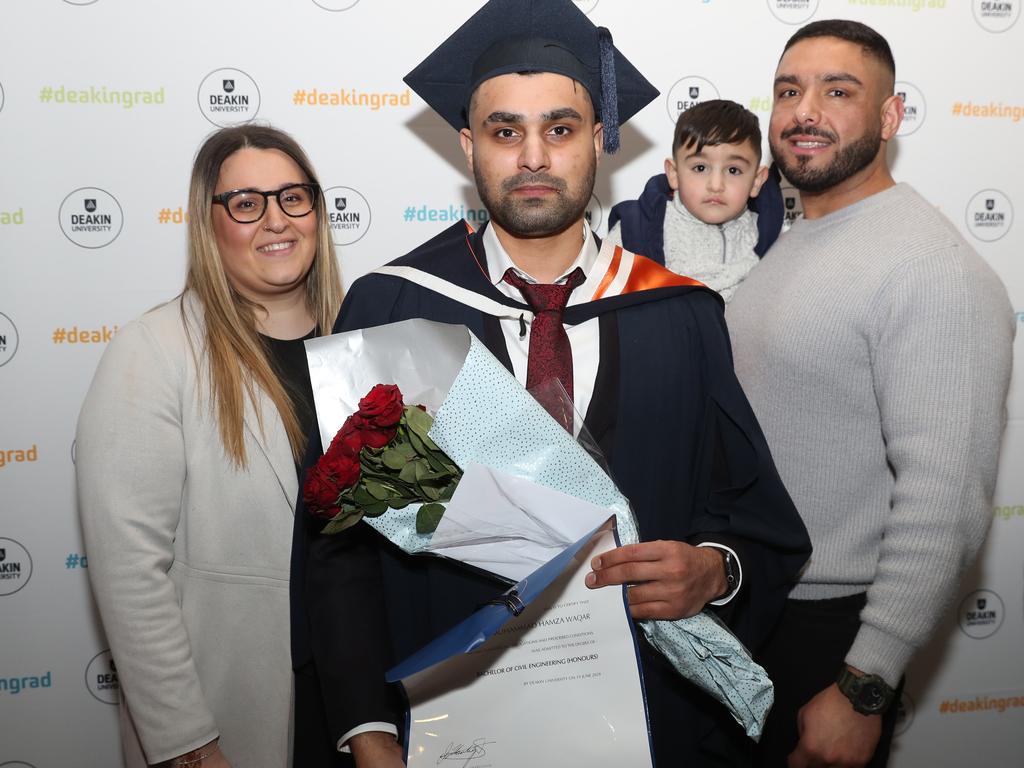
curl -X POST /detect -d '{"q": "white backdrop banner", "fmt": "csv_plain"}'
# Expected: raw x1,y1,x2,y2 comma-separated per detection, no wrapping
1,0,1021,765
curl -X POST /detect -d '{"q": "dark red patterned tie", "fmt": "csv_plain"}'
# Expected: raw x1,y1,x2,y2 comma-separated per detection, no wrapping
503,266,586,432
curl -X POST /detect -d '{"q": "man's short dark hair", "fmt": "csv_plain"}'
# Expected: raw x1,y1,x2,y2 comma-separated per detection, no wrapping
783,19,895,78
672,99,762,159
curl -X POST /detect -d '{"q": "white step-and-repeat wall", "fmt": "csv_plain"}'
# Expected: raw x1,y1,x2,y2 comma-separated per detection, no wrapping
1,1,1021,765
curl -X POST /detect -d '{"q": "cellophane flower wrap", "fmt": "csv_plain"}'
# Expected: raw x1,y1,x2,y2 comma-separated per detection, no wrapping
304,318,773,739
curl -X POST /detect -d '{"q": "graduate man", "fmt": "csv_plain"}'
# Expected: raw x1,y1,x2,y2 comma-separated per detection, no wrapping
290,2,811,766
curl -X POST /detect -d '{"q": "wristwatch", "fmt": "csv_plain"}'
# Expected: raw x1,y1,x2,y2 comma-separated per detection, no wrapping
836,667,895,715
715,548,738,600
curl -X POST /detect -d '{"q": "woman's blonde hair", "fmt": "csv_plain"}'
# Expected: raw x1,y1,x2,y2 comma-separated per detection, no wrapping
184,125,343,466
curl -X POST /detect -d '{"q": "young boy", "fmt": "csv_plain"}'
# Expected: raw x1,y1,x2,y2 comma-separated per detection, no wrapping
607,99,783,301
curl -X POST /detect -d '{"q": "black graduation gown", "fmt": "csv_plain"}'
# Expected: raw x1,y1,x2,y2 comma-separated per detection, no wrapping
291,221,811,767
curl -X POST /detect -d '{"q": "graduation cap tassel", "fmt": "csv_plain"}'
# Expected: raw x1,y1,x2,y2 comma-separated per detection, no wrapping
597,26,620,154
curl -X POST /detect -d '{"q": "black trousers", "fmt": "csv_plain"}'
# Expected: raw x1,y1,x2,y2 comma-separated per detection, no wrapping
754,594,902,768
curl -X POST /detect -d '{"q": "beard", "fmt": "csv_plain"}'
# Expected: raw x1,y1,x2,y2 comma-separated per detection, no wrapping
474,161,595,238
770,124,882,194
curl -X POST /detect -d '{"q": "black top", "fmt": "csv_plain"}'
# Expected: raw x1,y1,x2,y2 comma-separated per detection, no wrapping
262,328,317,476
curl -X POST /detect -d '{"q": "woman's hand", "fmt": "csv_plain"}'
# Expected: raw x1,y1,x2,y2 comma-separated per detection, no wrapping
351,731,405,767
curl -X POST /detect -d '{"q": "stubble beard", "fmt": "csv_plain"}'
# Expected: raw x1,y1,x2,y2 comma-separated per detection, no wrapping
770,125,882,195
475,161,596,239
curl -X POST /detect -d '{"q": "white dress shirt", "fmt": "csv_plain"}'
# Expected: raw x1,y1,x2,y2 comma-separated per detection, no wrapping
484,220,602,433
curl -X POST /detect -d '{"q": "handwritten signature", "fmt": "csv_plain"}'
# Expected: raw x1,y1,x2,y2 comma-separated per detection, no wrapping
437,737,496,767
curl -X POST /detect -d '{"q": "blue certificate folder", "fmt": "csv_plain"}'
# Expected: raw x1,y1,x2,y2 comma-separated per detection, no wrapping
387,519,655,765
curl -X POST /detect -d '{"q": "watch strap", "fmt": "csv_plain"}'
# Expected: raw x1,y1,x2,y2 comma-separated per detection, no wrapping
715,548,738,601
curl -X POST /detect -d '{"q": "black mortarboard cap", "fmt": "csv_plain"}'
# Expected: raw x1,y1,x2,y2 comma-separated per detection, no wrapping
403,0,658,153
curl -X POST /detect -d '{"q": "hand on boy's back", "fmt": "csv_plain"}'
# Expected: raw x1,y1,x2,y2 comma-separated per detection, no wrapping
584,540,726,620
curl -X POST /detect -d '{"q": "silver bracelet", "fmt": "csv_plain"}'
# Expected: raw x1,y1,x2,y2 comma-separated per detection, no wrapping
169,747,212,767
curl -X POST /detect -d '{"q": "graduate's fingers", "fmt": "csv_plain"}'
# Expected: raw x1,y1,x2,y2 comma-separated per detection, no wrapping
623,582,670,606
589,540,671,572
625,578,709,620
587,541,725,619
585,559,663,588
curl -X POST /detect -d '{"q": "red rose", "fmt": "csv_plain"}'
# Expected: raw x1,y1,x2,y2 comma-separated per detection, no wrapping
358,384,404,428
360,424,398,449
346,413,398,450
323,451,361,490
304,464,341,517
304,448,363,519
328,418,364,458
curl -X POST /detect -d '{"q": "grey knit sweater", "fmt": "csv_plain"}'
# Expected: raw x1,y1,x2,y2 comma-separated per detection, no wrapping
727,183,1014,685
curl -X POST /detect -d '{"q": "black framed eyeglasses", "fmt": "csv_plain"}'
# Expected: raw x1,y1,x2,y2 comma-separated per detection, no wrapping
211,183,320,224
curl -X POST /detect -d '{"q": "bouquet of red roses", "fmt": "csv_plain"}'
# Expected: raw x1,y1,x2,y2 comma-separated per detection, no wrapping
303,383,461,535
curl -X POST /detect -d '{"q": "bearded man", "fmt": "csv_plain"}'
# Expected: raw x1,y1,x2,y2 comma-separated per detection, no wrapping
290,2,811,766
727,19,1015,768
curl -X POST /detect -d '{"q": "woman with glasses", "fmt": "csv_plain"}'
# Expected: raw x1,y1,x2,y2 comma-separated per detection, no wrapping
76,125,343,768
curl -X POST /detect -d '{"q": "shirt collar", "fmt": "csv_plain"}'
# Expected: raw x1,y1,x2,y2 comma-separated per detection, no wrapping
484,220,603,307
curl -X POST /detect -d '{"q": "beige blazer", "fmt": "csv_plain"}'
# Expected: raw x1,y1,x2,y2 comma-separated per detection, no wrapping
77,292,297,767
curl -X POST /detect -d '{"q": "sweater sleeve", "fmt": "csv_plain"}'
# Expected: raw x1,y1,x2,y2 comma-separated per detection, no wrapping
76,318,219,763
845,245,1014,685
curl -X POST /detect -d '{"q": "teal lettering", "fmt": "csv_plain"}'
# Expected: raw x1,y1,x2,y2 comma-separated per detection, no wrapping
0,674,49,694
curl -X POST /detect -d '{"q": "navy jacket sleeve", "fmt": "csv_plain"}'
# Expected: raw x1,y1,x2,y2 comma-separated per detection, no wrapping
612,290,810,654
690,291,809,645
290,277,409,743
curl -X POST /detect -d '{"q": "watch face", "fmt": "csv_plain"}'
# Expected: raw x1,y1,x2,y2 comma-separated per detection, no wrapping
849,675,894,714
857,681,888,713
838,670,893,715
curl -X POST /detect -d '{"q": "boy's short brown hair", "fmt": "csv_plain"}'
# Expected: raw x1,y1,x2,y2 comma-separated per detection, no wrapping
672,99,762,159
